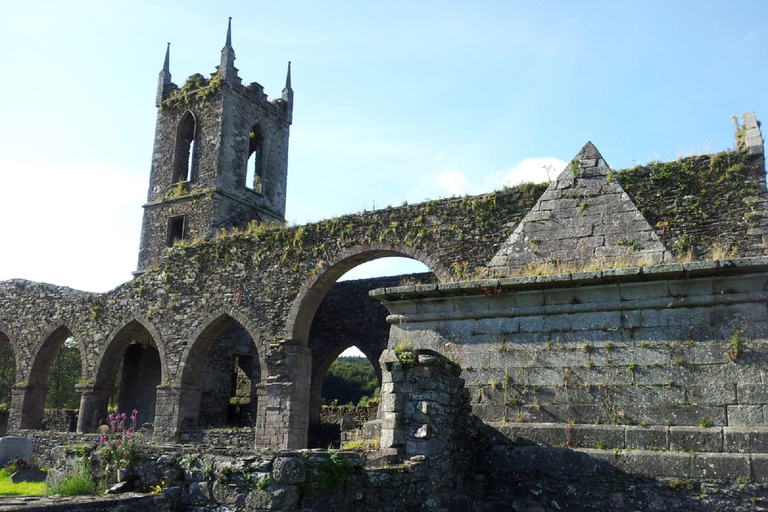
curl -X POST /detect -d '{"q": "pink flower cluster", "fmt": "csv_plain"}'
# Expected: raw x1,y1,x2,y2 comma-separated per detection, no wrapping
98,409,142,467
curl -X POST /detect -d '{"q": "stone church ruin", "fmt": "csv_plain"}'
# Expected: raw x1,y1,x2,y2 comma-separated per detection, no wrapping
1,20,767,509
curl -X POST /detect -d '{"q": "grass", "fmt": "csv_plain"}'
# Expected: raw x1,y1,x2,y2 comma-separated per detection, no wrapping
45,472,97,496
0,468,46,496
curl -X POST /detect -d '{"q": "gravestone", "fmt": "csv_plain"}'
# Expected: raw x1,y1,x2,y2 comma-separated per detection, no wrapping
9,468,46,483
0,436,34,466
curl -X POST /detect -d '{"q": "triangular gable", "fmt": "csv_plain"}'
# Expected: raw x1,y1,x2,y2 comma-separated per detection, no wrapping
488,142,675,274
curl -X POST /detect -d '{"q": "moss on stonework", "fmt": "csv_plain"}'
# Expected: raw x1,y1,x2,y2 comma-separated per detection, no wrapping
615,150,761,259
162,71,223,110
169,181,547,282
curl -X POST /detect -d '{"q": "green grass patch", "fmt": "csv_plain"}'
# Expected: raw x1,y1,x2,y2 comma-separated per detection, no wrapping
0,469,46,496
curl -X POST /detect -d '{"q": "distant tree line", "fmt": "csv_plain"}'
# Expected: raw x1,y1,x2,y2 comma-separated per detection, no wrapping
321,356,379,407
0,337,82,414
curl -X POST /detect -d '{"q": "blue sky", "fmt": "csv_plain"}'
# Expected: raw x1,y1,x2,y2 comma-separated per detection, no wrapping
1,1,766,292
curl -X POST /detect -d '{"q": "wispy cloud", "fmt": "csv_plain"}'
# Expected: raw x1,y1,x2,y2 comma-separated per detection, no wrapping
432,156,567,198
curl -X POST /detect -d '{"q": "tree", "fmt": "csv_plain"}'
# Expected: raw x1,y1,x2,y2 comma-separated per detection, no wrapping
321,356,379,406
45,337,81,409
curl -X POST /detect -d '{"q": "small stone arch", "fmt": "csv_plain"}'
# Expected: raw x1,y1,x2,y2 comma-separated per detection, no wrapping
0,326,14,363
21,323,76,429
0,328,16,414
179,308,265,388
246,122,266,193
284,243,451,345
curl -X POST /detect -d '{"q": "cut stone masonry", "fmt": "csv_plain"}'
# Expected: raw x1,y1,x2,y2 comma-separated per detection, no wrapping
0,23,767,504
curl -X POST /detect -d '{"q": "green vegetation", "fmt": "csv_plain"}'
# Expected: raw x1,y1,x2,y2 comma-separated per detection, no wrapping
728,327,747,361
616,149,758,260
166,181,547,280
45,337,82,409
162,71,223,110
46,471,96,496
299,450,354,495
0,460,45,496
321,356,379,407
0,336,81,416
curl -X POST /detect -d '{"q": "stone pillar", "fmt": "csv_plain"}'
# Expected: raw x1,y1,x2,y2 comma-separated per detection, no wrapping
254,343,311,449
152,384,201,443
8,385,44,432
378,348,471,459
75,384,114,433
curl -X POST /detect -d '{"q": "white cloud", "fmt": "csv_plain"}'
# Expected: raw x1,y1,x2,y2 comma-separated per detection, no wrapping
483,157,567,190
431,156,567,199
436,170,470,197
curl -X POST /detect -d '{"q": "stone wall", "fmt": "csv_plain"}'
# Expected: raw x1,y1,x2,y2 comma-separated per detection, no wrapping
0,114,764,462
41,409,78,432
375,259,768,432
28,347,767,511
319,405,378,427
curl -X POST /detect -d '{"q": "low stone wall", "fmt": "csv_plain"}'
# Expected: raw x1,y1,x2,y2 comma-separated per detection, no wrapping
41,409,78,432
28,349,768,511
319,405,378,427
199,427,254,447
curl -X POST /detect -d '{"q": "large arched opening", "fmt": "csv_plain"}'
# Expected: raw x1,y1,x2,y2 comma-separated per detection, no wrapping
284,244,449,346
179,312,263,432
92,319,164,428
289,247,439,448
22,325,80,429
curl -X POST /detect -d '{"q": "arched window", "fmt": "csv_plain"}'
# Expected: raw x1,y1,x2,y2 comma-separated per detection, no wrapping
173,111,196,183
247,124,264,194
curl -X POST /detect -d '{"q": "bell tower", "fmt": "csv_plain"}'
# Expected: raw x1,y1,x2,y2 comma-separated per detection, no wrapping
136,18,293,273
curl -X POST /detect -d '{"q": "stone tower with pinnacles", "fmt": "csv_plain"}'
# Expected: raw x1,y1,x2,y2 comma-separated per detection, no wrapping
137,18,293,273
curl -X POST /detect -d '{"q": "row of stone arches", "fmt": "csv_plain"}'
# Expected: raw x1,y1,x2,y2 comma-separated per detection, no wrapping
0,312,267,437
2,247,442,447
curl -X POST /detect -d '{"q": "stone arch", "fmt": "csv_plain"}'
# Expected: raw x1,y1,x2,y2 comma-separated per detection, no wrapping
0,326,14,366
172,110,197,183
309,343,381,425
179,308,265,387
21,323,75,429
83,316,165,429
94,315,167,386
0,328,16,413
284,243,450,345
176,308,264,430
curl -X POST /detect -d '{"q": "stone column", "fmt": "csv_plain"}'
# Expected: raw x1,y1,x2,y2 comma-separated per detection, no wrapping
152,384,201,443
9,384,46,432
254,343,311,449
75,384,114,433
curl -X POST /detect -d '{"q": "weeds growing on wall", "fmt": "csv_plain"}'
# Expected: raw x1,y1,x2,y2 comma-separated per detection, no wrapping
298,449,354,496
616,149,759,259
